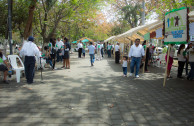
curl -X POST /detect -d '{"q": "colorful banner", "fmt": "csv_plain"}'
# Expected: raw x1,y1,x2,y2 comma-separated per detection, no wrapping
164,7,188,45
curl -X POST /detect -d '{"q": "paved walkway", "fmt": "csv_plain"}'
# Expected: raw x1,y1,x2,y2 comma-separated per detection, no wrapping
0,53,194,126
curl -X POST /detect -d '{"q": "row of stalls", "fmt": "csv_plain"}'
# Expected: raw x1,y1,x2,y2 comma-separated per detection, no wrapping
104,9,194,86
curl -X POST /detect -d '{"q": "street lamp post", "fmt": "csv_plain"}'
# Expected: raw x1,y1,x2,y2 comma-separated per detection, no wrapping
8,0,13,54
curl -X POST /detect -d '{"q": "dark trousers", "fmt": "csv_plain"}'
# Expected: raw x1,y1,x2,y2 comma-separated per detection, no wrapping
145,56,149,71
188,62,194,80
24,56,35,83
115,51,120,63
78,48,82,58
101,48,104,57
123,67,127,75
185,59,189,75
50,54,56,69
56,49,62,62
107,50,111,58
177,61,185,77
90,54,94,65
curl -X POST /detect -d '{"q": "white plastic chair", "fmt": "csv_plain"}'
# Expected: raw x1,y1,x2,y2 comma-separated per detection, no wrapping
8,55,24,83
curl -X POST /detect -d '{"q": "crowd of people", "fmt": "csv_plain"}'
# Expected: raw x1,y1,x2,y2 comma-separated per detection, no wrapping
0,36,193,84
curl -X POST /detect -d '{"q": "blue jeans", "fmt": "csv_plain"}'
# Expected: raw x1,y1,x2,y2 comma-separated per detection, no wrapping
123,67,127,75
90,54,94,65
188,62,194,80
130,57,141,76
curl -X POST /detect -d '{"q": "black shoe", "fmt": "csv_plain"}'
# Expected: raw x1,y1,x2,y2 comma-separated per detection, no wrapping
3,80,9,84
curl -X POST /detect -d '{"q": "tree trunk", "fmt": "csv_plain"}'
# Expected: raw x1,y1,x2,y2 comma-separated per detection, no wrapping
3,39,8,56
23,0,37,40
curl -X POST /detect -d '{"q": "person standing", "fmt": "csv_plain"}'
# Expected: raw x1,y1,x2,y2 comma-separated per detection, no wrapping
0,50,9,84
82,42,86,58
77,41,83,58
187,43,194,81
56,37,64,62
96,42,102,60
128,39,145,78
177,44,186,78
88,42,95,66
115,43,120,64
62,37,71,69
107,43,112,58
165,44,175,78
48,38,57,70
142,41,150,72
185,43,192,75
20,36,41,84
101,41,104,58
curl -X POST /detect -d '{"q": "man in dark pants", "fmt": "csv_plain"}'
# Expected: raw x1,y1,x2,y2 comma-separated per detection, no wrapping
20,36,41,84
77,41,83,58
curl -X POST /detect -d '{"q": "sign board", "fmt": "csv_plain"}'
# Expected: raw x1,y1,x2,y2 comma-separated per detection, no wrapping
164,7,188,45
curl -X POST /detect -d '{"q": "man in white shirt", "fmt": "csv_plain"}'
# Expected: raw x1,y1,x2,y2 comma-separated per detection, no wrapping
115,43,120,64
128,38,145,78
20,36,41,84
77,41,83,58
0,50,9,84
88,42,96,66
56,37,64,62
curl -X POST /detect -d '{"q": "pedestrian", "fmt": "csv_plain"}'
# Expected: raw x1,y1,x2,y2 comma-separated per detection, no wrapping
101,41,104,58
185,43,192,75
56,37,64,62
88,42,95,66
187,43,194,81
107,43,112,58
96,42,102,60
128,38,145,78
0,50,9,84
62,37,71,69
115,43,120,64
77,41,83,58
177,44,186,78
44,46,53,68
82,42,86,58
165,44,175,78
142,41,150,72
112,44,114,54
121,56,128,77
20,36,41,84
48,38,57,70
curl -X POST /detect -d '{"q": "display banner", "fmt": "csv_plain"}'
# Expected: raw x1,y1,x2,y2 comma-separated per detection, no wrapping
164,7,188,45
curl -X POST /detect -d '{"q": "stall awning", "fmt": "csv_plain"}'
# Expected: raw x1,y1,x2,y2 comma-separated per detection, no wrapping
77,37,94,42
104,36,116,42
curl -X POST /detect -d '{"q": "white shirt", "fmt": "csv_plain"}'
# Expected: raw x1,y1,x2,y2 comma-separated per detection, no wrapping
169,47,175,57
188,48,194,62
177,49,186,61
128,44,145,58
101,44,104,49
0,55,6,65
77,43,83,49
122,60,128,67
115,45,119,52
20,41,41,57
88,45,95,54
56,40,64,50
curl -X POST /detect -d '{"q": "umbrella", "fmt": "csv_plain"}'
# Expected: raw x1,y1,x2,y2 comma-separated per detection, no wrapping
72,41,77,44
82,39,89,42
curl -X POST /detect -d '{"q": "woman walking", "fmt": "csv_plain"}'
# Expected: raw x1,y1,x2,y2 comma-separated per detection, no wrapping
62,37,71,69
177,44,186,78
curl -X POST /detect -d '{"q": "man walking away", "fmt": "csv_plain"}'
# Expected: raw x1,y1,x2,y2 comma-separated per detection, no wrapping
115,43,120,64
88,42,95,66
128,38,145,78
77,41,83,58
20,36,41,84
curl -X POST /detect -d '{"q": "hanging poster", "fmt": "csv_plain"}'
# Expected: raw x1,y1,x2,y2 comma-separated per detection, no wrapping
164,7,188,45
